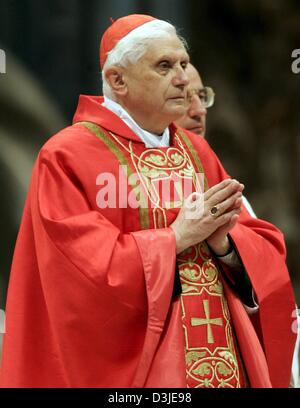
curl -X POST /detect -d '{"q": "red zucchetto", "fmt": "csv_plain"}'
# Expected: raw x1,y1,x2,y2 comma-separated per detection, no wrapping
100,14,157,68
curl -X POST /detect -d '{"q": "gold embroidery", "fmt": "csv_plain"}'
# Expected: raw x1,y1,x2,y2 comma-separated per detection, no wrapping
170,151,184,165
153,207,166,229
217,362,233,376
192,362,212,376
191,299,223,344
175,130,209,192
180,265,201,282
75,122,151,229
181,284,199,294
209,282,223,294
202,262,218,282
187,356,241,388
218,350,237,366
186,351,206,365
145,153,168,166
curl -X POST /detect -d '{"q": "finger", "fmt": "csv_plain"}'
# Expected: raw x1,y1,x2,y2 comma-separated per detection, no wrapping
213,192,242,216
208,180,244,207
205,179,242,203
232,196,243,209
229,213,240,228
215,207,242,227
204,178,233,200
215,215,240,236
183,192,204,218
184,191,203,208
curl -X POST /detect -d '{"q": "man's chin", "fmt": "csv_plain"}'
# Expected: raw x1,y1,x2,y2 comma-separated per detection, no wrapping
185,125,205,136
168,105,186,120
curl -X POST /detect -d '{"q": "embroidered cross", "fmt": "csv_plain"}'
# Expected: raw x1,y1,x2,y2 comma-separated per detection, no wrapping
191,299,223,344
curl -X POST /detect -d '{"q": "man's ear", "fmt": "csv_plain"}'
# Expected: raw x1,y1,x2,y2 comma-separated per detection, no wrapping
104,66,127,96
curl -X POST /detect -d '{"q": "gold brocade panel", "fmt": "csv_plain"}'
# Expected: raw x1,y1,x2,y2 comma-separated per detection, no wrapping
178,243,246,388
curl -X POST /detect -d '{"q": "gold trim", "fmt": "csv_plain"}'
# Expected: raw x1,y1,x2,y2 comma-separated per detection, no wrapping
191,299,223,344
176,130,209,192
75,121,150,230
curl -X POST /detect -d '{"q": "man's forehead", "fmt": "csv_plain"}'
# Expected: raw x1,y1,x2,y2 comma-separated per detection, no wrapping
188,77,203,91
145,35,189,61
187,66,203,90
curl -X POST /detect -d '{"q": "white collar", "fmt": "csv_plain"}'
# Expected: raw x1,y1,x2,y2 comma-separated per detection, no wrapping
102,96,170,148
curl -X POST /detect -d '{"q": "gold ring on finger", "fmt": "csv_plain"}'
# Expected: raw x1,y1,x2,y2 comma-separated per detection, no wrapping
210,205,219,218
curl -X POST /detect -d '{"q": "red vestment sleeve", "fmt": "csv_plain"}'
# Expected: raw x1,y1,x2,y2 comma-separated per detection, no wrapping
0,142,177,387
191,135,297,387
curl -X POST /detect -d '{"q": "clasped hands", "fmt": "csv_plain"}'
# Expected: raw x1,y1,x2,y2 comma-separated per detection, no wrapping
170,179,244,255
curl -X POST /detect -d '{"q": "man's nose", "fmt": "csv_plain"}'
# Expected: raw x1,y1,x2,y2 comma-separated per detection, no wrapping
189,95,207,117
172,67,189,87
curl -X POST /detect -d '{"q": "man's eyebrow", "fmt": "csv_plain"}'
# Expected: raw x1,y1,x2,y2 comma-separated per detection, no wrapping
156,53,189,61
156,55,175,61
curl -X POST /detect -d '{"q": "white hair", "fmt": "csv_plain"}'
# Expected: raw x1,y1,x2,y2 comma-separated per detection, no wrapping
102,19,187,99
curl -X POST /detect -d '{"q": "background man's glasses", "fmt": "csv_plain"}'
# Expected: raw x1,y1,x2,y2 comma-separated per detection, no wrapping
187,86,215,108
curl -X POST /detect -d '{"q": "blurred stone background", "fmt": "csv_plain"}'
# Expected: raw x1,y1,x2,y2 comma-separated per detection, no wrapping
0,0,299,354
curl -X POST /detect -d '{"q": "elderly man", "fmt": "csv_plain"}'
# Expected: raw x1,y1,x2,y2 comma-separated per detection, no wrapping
0,14,296,388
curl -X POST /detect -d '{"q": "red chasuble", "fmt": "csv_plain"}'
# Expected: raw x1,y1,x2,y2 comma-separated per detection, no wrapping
0,95,296,388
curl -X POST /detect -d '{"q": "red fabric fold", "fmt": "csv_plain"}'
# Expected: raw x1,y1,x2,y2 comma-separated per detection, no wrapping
224,282,272,388
131,228,177,386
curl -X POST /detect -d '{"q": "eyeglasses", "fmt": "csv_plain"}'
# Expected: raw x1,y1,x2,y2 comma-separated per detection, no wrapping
186,86,215,108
